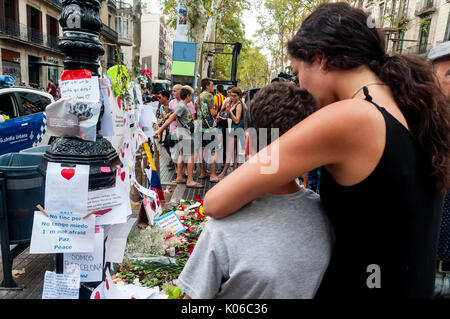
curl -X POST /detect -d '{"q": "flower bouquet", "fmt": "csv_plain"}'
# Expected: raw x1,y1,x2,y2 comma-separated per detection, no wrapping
137,69,152,90
115,197,208,297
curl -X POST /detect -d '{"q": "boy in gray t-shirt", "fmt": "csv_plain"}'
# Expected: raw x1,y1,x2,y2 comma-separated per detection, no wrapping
177,83,334,299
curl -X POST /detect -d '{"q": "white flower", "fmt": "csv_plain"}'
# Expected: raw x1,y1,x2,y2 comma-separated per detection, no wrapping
133,278,142,286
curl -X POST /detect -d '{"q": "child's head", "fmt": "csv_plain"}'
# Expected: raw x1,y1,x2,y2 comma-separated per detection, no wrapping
180,85,194,101
250,82,317,144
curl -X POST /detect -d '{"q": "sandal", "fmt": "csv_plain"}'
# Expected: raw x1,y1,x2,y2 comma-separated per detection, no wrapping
171,179,186,184
209,178,222,183
186,183,204,189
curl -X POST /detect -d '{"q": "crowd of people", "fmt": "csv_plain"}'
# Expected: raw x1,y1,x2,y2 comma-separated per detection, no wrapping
154,79,250,188
155,3,449,299
19,79,61,100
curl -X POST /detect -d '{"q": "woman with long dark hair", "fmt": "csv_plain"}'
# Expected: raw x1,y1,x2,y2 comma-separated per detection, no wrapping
203,2,449,298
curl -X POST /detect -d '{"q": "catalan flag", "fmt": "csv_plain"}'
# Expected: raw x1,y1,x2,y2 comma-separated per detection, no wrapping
143,142,165,201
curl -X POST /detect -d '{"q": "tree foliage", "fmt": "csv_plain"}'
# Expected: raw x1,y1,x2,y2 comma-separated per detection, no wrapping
255,0,358,75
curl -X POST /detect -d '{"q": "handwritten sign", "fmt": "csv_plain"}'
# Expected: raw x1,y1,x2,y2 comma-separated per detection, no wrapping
30,211,95,254
45,163,89,214
42,269,80,299
64,226,104,282
60,76,100,103
87,187,129,226
154,211,186,236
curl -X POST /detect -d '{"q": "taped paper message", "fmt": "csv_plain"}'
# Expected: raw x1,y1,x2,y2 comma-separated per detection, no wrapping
42,268,80,299
45,162,89,214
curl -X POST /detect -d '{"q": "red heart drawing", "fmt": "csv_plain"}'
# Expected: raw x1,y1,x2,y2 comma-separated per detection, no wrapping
61,168,75,181
105,279,109,290
121,172,126,182
95,291,101,299
117,97,121,109
157,199,160,207
121,151,125,158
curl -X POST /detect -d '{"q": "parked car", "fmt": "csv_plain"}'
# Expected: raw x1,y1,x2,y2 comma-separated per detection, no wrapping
151,79,172,101
0,79,54,156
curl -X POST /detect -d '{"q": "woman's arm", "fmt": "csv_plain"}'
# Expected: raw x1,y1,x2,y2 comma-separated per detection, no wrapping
229,103,242,125
204,100,377,218
155,113,177,138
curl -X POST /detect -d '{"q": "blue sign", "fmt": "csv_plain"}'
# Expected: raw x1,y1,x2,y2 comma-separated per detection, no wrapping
173,41,197,63
0,112,47,155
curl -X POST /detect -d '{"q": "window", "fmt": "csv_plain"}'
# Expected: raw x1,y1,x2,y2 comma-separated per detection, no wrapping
0,94,17,119
402,0,409,17
418,19,430,54
16,92,49,116
445,12,450,42
379,3,385,26
397,30,405,53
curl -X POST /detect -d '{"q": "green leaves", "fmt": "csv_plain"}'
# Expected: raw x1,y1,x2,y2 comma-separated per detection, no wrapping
167,286,182,299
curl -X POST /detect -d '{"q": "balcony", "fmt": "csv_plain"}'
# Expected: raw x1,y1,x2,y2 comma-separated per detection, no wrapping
101,23,118,43
118,1,133,12
108,0,117,9
0,19,61,52
415,0,436,17
43,0,62,10
118,34,133,46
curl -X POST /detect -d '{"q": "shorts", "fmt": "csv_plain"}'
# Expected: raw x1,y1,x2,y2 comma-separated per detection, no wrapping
170,136,195,163
201,131,217,149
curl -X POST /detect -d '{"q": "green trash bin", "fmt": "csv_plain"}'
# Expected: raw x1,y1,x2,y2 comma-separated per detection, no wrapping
0,153,45,243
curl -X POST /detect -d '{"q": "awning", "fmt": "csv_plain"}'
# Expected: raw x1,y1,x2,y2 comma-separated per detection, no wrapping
171,61,195,77
29,61,64,67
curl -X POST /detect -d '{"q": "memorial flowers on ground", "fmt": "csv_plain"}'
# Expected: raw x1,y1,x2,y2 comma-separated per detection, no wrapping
115,198,208,297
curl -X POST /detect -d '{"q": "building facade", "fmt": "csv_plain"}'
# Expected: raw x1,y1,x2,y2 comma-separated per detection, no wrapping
359,0,450,56
140,12,175,81
99,0,119,74
0,0,64,88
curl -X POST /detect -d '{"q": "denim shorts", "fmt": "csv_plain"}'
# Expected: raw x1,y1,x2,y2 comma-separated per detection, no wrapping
435,272,450,298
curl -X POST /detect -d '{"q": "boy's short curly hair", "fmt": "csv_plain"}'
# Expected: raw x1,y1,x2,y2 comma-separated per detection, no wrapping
250,82,317,143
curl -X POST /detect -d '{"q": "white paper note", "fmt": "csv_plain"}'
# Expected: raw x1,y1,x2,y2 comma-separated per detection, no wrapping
104,218,137,263
64,226,104,282
42,269,80,299
45,163,90,214
60,76,100,103
30,211,95,254
87,187,128,226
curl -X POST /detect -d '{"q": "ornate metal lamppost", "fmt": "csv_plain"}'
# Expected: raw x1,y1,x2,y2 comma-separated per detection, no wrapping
38,0,120,276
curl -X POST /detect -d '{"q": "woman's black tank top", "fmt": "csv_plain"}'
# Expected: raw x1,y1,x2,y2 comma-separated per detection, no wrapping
315,87,444,299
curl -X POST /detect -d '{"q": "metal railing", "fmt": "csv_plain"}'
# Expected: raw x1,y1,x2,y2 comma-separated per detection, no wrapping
47,0,62,8
0,19,59,50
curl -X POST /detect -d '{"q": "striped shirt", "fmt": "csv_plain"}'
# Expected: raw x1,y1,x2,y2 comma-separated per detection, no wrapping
214,93,225,112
